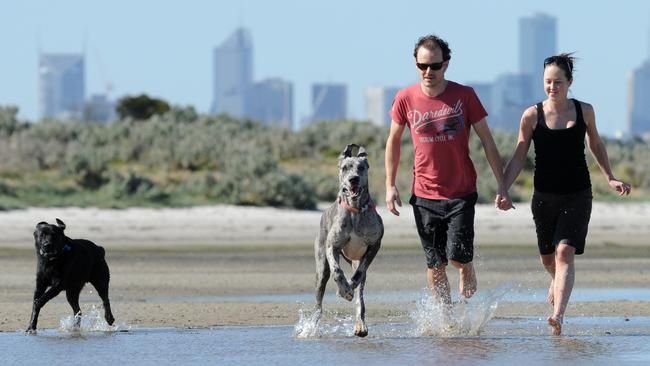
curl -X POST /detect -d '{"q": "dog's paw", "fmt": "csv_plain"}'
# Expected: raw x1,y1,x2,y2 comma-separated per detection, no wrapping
25,328,37,335
106,313,115,326
337,284,354,302
354,322,368,337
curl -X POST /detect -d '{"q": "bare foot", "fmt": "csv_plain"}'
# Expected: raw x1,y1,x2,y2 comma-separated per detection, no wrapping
547,280,554,306
548,316,562,335
459,263,477,299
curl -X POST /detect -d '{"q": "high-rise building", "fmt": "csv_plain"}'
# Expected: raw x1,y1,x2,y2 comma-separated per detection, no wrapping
211,28,253,118
628,60,650,139
84,94,116,123
490,74,532,131
38,53,85,120
519,13,556,102
249,78,293,128
310,83,347,124
365,86,399,127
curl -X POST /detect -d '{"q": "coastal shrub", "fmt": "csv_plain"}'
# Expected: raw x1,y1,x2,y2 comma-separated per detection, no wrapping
0,112,646,208
106,171,168,203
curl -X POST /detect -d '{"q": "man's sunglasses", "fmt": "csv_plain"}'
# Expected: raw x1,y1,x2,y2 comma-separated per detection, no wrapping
416,61,445,71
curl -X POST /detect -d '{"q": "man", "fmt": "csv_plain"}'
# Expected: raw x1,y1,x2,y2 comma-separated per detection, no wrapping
385,34,510,306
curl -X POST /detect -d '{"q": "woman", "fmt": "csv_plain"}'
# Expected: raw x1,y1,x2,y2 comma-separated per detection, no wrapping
501,53,631,335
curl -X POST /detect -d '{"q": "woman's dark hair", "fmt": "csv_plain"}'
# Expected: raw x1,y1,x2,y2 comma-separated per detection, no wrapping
543,52,576,80
413,35,451,61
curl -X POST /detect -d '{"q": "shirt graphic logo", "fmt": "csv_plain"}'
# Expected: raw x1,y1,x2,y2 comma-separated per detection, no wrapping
408,100,465,139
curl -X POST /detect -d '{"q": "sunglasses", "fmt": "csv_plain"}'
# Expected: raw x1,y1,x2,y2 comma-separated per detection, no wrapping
416,61,445,71
543,56,559,66
544,56,573,72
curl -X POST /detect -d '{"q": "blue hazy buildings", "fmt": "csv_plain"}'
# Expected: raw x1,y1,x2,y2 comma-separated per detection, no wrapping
38,53,85,120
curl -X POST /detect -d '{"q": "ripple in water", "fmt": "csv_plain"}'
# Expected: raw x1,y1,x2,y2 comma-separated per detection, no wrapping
59,305,130,333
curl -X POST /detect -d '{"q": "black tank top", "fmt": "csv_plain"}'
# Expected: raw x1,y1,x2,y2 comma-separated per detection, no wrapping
532,99,591,194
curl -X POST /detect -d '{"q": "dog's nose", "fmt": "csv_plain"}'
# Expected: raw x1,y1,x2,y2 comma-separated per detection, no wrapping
348,176,359,185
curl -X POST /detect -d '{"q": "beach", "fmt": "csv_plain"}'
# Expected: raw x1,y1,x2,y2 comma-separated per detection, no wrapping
1,203,649,332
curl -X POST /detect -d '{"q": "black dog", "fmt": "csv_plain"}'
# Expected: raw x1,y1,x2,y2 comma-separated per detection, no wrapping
27,219,115,333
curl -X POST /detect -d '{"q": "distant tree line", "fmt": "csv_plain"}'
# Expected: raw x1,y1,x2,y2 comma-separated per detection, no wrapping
0,101,648,210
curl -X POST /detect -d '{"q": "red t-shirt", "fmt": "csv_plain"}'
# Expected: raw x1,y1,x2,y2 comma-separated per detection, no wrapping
390,81,487,200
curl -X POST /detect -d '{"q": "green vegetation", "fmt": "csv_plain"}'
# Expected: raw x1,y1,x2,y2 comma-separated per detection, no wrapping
0,105,648,210
116,94,171,120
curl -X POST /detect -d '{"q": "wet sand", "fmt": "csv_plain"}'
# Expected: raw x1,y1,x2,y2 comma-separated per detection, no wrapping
0,203,649,331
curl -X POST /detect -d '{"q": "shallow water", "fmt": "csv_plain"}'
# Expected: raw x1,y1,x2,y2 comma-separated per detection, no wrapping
5,318,650,365
8,286,649,365
152,287,650,303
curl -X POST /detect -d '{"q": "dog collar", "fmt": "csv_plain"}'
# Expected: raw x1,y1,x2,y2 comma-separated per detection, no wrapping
338,196,376,214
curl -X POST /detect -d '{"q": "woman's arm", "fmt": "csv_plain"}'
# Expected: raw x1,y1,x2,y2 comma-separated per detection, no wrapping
583,102,632,196
504,106,536,190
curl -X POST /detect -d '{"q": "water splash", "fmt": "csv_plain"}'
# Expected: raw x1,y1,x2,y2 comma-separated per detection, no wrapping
410,283,514,337
294,304,355,338
59,305,130,333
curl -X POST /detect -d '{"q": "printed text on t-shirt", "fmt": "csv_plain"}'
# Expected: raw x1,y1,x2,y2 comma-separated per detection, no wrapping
407,100,465,139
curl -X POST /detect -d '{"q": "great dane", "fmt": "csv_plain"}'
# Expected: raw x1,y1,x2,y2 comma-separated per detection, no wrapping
313,144,383,337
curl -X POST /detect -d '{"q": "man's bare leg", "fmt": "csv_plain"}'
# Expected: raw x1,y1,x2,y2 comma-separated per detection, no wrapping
450,260,477,299
540,254,556,306
548,243,576,335
427,265,451,305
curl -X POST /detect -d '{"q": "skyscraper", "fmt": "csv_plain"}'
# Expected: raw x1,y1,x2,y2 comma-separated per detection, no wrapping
519,13,557,102
249,78,293,128
38,53,85,120
84,94,116,123
211,28,253,118
628,60,650,139
490,73,532,131
365,86,399,127
310,83,347,124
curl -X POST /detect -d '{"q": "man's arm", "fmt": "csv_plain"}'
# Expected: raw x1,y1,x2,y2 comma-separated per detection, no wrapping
472,118,512,210
385,121,406,215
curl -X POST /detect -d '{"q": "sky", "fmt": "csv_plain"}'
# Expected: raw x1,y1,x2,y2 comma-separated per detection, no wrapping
2,0,650,136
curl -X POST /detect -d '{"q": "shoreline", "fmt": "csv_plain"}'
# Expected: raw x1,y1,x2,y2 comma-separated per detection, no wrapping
2,249,649,332
1,203,649,332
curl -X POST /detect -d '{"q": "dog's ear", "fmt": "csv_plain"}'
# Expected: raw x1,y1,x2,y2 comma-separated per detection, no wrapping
55,218,66,231
357,146,368,158
339,144,359,160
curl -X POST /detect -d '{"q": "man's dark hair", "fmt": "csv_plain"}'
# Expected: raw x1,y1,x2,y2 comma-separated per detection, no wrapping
413,35,451,61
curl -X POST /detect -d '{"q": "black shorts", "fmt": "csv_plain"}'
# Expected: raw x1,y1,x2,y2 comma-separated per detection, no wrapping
531,188,593,255
410,192,478,268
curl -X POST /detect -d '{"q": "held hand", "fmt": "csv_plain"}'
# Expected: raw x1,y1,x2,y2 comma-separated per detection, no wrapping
385,186,402,216
494,188,515,211
609,179,632,196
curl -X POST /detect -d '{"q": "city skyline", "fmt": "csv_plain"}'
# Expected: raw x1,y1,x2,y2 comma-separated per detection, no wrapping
2,1,650,136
